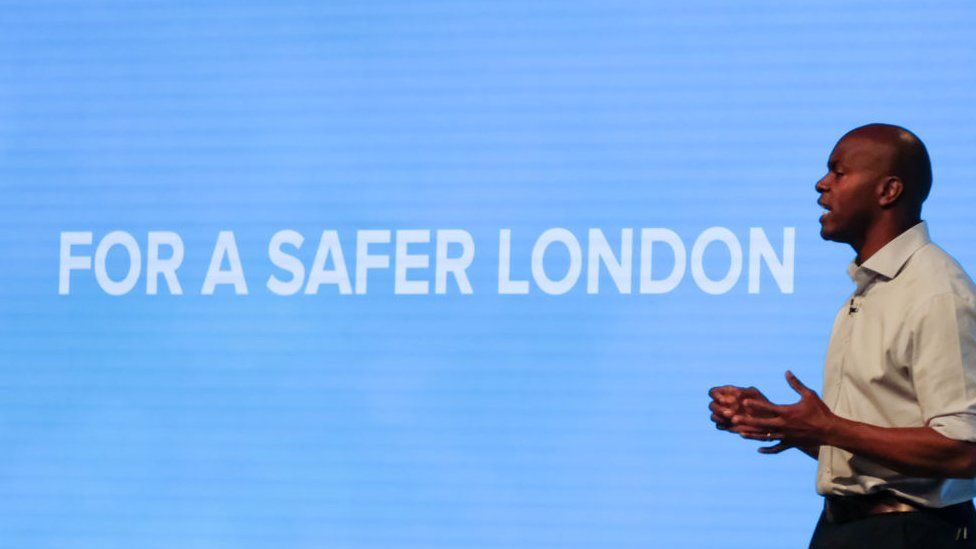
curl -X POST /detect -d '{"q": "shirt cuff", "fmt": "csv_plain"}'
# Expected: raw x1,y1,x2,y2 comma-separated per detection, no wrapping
927,413,976,442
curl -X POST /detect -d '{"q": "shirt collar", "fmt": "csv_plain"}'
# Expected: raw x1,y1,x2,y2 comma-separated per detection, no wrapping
847,221,930,291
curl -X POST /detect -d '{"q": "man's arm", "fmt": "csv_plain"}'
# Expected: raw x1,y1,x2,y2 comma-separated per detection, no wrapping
734,371,976,479
828,418,976,478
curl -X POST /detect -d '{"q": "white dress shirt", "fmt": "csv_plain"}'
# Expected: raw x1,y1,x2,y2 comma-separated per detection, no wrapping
816,221,976,507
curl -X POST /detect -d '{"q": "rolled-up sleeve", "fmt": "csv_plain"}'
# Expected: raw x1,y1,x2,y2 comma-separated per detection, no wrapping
911,292,976,442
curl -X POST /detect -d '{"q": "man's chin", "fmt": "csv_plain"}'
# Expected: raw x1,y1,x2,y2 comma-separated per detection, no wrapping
819,223,840,242
819,225,850,244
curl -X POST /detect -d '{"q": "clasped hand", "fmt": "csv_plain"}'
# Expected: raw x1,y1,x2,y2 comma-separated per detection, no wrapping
708,371,837,454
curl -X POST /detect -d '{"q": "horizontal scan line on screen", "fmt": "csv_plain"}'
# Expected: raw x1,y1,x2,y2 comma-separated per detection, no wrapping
58,227,794,297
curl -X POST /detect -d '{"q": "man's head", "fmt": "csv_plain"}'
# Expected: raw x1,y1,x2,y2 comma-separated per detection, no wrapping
815,123,932,246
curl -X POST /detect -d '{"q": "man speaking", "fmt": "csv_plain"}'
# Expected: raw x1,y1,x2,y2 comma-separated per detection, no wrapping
709,124,976,547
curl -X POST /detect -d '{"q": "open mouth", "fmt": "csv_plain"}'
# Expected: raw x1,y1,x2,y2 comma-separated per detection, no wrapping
818,202,831,223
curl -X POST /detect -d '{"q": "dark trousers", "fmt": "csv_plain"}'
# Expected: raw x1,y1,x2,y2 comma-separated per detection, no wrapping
809,501,976,549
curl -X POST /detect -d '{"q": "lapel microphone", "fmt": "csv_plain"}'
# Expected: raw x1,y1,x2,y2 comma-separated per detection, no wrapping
849,298,859,315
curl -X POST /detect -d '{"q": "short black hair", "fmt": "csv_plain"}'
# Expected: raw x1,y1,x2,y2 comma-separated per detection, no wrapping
847,123,932,211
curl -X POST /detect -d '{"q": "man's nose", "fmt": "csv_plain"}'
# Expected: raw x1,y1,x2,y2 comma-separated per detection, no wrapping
815,176,828,193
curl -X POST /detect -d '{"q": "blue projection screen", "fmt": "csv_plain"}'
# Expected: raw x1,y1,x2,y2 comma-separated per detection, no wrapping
2,2,976,547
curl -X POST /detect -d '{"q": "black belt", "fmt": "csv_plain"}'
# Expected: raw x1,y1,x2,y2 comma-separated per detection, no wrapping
824,492,975,525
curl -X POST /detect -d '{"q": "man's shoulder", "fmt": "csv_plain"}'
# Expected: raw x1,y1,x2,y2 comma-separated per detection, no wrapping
900,242,976,307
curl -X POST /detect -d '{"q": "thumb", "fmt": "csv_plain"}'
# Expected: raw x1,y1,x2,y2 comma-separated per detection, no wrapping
785,370,811,396
759,442,792,455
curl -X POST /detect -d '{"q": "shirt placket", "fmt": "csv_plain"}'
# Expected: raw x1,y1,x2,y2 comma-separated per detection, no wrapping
826,268,874,483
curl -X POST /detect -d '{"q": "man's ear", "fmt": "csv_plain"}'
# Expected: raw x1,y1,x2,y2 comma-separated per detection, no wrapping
878,176,904,208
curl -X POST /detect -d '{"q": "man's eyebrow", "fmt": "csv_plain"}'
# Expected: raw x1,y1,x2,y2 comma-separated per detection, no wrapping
827,159,837,170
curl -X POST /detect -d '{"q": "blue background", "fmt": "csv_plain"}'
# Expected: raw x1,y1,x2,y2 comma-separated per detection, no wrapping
2,1,975,547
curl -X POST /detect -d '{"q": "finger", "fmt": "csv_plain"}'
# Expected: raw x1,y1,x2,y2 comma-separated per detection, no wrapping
740,386,767,399
709,403,734,419
742,398,785,416
709,401,736,418
732,415,784,429
708,386,734,399
785,370,812,396
709,386,742,405
758,442,792,454
739,431,779,441
729,424,767,436
711,414,731,430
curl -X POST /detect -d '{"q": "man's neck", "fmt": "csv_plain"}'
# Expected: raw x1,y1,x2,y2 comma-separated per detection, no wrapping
853,218,921,265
